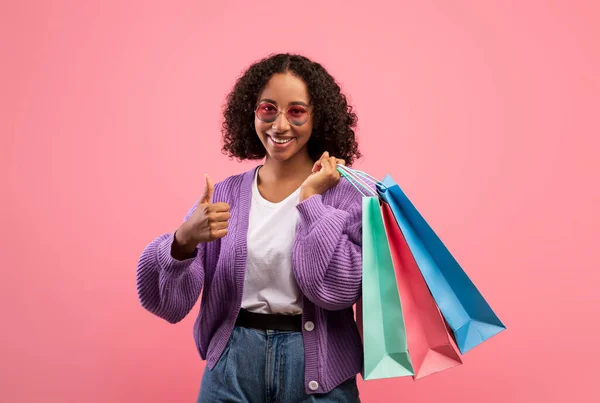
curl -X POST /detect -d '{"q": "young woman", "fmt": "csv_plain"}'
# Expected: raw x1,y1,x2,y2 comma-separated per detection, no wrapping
136,53,364,402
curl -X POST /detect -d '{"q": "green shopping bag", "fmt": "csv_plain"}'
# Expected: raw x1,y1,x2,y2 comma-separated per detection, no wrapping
360,195,415,380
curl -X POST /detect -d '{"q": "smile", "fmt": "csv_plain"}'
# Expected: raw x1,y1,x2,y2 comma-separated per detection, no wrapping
267,135,296,150
271,137,293,144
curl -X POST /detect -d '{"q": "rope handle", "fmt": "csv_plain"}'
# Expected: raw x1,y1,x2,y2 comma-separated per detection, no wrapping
336,165,377,197
336,165,388,197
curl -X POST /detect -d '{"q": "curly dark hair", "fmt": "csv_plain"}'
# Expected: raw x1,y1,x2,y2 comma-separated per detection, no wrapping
221,53,361,166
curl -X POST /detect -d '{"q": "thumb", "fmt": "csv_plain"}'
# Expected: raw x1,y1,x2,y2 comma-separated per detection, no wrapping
200,174,214,204
311,159,322,173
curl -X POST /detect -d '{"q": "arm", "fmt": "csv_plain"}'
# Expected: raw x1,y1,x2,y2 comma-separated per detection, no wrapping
292,193,362,311
136,231,205,324
136,200,205,324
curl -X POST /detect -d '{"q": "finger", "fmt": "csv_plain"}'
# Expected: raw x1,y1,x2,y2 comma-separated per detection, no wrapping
211,228,228,240
336,159,346,166
330,157,339,174
210,202,230,212
210,220,229,231
331,157,342,177
200,174,214,204
321,156,332,172
311,160,321,173
320,151,330,160
312,160,323,173
211,211,231,222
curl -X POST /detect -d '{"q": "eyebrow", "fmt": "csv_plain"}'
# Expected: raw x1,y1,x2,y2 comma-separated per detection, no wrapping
259,98,310,107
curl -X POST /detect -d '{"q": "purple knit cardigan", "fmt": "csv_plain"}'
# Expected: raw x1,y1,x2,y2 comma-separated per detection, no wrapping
136,166,364,394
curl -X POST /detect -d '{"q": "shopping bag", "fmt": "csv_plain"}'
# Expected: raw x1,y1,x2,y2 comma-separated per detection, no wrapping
360,195,414,380
378,174,506,354
381,202,462,379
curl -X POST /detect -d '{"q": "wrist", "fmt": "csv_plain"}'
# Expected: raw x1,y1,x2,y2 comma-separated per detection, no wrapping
299,186,319,202
173,225,197,256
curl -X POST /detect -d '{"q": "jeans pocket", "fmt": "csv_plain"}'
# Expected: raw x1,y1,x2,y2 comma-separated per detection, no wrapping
214,326,237,373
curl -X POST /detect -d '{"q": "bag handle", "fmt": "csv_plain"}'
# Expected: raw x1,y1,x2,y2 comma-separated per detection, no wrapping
340,166,388,189
336,165,389,196
336,165,378,197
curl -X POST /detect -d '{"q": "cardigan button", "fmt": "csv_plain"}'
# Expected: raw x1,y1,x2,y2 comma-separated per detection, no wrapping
304,321,315,332
308,380,319,391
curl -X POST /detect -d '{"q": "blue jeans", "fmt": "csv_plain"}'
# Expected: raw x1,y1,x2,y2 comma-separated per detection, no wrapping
197,326,361,402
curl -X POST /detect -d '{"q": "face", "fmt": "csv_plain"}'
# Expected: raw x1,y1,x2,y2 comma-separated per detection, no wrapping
254,72,314,162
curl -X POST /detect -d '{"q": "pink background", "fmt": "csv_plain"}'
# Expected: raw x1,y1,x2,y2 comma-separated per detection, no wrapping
2,1,599,402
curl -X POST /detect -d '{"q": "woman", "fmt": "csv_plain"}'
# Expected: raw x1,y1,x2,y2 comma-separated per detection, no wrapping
136,53,364,402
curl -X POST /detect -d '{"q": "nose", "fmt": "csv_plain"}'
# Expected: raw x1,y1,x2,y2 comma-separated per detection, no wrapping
271,110,290,133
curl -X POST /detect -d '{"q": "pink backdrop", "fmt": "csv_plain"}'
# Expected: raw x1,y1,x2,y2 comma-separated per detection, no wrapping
2,1,599,402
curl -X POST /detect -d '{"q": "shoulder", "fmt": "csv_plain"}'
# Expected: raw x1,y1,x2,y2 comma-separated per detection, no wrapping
325,177,368,211
212,167,257,203
213,172,245,198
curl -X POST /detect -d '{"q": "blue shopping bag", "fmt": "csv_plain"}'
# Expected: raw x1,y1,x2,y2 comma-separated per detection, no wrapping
376,174,505,353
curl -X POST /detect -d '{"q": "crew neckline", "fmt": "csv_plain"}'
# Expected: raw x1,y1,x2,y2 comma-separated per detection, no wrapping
252,166,301,208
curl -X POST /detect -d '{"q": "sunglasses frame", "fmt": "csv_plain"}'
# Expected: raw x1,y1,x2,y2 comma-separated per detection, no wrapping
254,101,312,127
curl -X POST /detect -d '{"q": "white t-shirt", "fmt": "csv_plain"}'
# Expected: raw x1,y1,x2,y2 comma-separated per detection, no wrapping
241,168,303,315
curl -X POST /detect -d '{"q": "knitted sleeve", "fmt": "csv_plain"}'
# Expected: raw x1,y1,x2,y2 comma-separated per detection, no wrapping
292,185,362,311
135,198,207,324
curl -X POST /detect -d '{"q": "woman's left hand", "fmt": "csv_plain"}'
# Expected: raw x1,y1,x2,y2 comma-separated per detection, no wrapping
299,151,346,202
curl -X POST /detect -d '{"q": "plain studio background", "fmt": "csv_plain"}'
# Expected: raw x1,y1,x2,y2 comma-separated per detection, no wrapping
1,1,598,402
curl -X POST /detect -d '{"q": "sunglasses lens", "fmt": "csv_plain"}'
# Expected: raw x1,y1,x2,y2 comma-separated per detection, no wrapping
287,106,309,126
255,103,309,126
256,102,277,123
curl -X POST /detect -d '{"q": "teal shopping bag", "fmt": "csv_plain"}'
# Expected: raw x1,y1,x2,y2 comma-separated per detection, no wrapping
378,174,505,354
360,196,414,380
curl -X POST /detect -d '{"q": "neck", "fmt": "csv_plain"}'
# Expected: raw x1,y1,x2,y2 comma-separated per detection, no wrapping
260,152,314,183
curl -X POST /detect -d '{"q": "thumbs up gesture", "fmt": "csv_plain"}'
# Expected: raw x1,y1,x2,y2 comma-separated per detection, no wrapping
174,175,231,257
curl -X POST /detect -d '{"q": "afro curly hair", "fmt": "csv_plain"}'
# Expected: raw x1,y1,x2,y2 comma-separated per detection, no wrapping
221,53,362,166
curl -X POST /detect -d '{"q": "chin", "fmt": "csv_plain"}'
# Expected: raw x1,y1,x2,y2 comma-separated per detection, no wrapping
266,150,294,162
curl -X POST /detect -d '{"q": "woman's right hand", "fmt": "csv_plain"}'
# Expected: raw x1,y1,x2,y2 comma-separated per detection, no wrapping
173,175,230,258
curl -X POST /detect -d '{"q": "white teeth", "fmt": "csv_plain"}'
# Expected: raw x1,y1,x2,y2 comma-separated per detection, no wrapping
272,137,293,144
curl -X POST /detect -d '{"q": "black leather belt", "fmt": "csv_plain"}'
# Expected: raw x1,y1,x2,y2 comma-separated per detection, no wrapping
235,308,302,332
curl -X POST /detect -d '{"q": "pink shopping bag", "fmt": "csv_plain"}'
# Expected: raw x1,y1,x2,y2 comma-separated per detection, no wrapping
382,202,463,379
